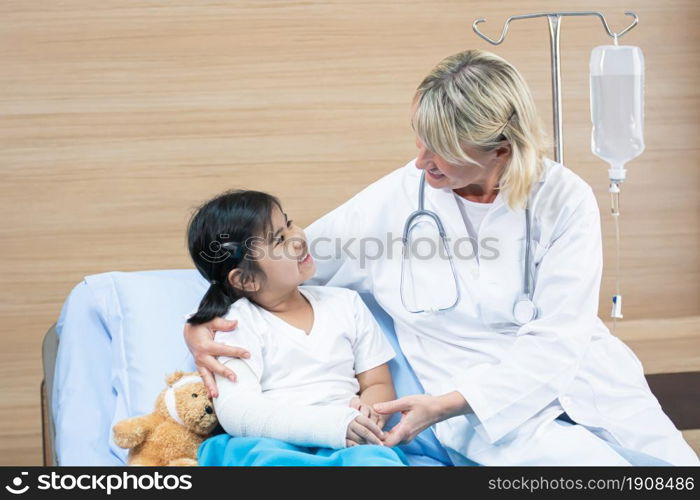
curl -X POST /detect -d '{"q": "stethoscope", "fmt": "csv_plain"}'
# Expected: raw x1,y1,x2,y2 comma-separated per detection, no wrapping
400,170,538,325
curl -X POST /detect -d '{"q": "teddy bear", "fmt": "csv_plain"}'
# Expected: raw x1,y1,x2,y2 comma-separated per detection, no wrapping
112,371,219,466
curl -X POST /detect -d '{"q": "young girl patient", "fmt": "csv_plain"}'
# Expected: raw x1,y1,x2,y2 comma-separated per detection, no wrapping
186,189,408,466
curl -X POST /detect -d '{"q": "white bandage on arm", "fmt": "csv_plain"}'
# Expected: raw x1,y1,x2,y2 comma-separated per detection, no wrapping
213,358,361,449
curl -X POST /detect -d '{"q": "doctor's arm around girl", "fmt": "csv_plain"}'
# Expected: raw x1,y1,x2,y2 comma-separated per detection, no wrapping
184,189,410,466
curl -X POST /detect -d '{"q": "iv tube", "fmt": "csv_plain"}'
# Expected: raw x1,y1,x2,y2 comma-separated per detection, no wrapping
609,184,623,333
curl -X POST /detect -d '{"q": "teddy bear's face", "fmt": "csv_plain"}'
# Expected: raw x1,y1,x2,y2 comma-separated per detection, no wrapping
174,382,219,435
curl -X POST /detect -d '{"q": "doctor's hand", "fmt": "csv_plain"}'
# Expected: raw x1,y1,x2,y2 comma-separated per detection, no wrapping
183,318,249,399
372,395,445,447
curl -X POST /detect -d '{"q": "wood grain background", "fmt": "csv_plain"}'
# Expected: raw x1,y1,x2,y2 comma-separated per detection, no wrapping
1,0,698,465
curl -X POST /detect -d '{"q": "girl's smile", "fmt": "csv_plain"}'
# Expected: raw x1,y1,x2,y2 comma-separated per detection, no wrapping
298,251,313,266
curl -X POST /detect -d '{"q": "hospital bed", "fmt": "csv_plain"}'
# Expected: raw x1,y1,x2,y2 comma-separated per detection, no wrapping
41,269,458,466
43,270,688,466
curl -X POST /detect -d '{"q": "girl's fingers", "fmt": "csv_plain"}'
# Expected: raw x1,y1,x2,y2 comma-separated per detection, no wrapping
346,439,359,447
349,422,381,445
357,426,383,446
359,405,371,419
356,415,384,440
353,417,384,445
347,426,364,444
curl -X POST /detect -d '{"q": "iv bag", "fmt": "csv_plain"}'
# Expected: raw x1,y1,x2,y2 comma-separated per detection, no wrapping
590,45,645,182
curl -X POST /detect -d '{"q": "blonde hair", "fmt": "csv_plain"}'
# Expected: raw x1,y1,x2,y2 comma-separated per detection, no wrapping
411,49,551,209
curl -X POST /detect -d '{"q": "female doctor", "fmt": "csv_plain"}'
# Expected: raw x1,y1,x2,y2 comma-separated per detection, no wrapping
184,49,699,466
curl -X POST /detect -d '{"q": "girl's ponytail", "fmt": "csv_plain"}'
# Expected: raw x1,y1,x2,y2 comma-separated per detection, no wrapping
186,281,235,326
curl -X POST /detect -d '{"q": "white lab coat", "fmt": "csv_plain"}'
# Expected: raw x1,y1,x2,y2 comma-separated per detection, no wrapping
304,157,699,466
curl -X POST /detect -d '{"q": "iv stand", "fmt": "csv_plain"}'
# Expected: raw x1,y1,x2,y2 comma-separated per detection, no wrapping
473,11,641,326
472,11,639,164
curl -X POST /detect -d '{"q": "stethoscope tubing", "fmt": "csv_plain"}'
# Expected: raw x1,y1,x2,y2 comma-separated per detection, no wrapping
400,170,537,323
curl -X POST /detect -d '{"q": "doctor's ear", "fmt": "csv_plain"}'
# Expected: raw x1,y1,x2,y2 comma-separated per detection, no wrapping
227,268,261,293
493,140,512,159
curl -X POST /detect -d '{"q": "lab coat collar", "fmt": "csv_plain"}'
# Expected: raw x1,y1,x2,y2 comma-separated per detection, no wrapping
419,157,550,241
538,157,552,185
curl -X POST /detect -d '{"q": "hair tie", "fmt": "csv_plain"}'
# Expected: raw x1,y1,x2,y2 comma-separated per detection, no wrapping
210,279,219,286
495,110,516,137
221,241,247,261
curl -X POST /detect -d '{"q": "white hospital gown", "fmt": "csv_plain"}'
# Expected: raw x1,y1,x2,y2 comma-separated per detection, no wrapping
212,285,396,448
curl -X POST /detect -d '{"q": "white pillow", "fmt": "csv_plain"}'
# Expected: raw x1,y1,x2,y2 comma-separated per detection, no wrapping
84,269,208,461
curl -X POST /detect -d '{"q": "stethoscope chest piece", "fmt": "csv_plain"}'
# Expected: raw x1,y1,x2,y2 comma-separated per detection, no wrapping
513,296,538,325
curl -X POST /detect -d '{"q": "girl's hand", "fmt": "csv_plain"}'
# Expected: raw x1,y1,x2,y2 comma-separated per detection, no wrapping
345,414,386,447
349,396,388,430
372,395,444,447
183,317,248,398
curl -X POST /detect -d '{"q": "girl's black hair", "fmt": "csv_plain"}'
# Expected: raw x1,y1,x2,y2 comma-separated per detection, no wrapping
186,189,282,325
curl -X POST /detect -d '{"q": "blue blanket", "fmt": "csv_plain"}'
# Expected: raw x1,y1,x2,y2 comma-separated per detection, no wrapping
198,434,410,466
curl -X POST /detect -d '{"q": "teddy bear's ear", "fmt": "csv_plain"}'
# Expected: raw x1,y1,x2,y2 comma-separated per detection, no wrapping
165,371,187,386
